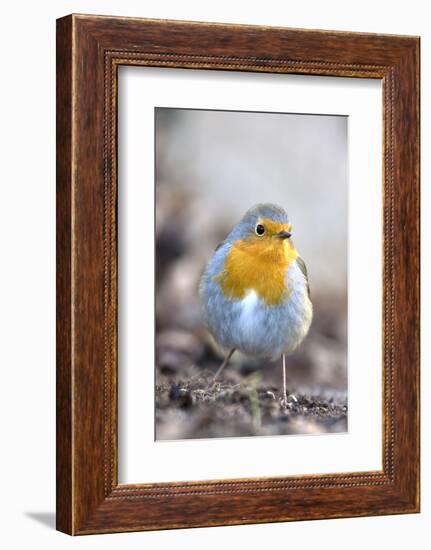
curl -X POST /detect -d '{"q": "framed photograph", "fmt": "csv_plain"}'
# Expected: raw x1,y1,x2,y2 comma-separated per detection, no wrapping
56,14,420,534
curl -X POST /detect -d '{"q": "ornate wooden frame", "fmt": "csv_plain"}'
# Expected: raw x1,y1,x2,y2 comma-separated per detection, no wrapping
56,14,420,534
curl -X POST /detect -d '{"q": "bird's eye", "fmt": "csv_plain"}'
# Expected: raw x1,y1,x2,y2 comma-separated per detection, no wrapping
255,224,265,236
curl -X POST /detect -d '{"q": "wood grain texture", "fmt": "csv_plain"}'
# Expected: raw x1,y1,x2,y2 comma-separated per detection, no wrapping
56,14,420,535
56,16,73,535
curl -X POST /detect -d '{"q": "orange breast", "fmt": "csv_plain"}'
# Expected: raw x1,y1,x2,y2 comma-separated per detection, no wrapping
215,238,298,306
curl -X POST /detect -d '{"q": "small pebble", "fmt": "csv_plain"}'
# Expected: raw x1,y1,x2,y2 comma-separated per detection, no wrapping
169,384,195,409
265,391,276,400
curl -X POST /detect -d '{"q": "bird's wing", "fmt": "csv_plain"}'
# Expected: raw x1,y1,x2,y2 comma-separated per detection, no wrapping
296,256,311,298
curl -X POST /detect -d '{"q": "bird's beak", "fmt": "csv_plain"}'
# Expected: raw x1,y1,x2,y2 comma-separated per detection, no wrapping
277,230,292,239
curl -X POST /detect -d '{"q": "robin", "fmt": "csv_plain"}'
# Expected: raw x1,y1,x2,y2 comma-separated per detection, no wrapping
199,203,313,405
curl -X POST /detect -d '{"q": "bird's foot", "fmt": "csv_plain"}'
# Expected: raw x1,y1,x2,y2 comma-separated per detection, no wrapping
280,393,298,409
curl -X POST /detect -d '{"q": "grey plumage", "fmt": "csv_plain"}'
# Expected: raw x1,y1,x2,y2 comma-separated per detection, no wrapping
199,203,313,361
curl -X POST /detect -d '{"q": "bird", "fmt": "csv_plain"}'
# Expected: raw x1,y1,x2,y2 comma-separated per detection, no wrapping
199,203,313,406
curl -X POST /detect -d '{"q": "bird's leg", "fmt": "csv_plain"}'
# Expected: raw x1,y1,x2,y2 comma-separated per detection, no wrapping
211,348,236,385
282,353,288,408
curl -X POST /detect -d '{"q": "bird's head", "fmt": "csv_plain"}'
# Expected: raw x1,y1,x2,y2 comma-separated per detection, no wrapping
227,203,294,258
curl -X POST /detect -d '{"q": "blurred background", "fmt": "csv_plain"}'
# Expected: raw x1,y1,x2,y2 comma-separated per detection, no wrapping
155,107,348,440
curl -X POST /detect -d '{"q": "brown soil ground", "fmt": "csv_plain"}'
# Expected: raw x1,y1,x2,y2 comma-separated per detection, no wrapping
155,350,347,440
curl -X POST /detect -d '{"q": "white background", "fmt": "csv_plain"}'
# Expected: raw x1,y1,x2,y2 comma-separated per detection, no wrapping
0,1,427,549
119,68,382,483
